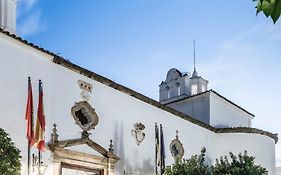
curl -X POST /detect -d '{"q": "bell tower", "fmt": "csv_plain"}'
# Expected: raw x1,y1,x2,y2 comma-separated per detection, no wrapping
0,0,17,34
159,67,208,104
159,68,190,103
159,41,208,104
189,40,208,96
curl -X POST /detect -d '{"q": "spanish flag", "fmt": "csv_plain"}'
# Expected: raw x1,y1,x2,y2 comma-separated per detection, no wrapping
33,80,46,151
25,77,34,144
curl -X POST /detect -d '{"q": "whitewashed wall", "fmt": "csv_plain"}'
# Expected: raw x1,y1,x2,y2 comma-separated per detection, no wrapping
277,167,281,175
167,91,253,128
210,133,276,175
167,94,210,124
210,92,253,128
0,33,277,175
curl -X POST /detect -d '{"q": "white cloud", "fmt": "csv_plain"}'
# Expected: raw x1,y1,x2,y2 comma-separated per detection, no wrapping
16,0,46,37
17,0,38,17
17,11,46,37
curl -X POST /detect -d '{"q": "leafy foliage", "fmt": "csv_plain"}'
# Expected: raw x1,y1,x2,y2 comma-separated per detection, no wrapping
165,148,268,175
0,128,21,175
212,151,268,175
254,0,281,23
165,148,211,175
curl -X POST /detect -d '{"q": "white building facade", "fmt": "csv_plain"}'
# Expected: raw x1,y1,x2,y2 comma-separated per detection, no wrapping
0,1,279,174
0,28,278,175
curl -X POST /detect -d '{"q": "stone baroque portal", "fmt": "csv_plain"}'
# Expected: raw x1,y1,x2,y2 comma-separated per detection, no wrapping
48,124,119,175
71,101,99,131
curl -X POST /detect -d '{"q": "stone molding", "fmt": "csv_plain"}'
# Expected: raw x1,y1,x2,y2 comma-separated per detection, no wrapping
48,136,119,175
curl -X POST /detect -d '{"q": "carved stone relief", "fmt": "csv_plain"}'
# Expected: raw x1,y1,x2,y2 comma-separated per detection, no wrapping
131,123,145,146
169,130,184,161
71,101,99,131
77,80,92,101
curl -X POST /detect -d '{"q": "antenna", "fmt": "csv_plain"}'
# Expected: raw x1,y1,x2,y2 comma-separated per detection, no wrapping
193,40,196,71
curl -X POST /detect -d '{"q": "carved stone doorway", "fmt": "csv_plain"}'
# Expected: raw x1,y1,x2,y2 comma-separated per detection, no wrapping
48,127,119,175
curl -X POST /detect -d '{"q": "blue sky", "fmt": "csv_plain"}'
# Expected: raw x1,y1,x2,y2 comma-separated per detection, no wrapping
16,0,281,165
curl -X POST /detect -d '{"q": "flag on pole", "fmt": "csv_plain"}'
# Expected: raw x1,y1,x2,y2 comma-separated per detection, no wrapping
32,80,46,151
159,124,166,175
25,77,34,143
155,123,165,175
155,123,160,175
25,77,34,175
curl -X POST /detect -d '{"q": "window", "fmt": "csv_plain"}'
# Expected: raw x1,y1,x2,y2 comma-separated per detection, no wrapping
168,89,170,99
166,86,170,99
202,85,206,92
176,83,180,96
191,84,197,95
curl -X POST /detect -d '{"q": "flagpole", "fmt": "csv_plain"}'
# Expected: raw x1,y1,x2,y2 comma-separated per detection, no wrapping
155,123,158,175
38,80,42,175
27,140,31,175
160,124,162,175
34,79,45,175
38,150,41,175
160,124,165,175
26,77,34,175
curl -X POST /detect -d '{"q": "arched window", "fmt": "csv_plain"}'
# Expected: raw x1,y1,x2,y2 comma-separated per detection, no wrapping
191,84,197,95
202,85,206,92
176,83,180,96
166,86,170,99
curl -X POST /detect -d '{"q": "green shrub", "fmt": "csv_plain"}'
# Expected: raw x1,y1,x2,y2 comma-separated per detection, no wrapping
165,148,268,175
0,128,21,175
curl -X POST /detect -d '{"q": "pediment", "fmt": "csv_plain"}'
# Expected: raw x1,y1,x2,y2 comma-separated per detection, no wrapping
48,124,119,175
65,144,100,156
48,137,119,160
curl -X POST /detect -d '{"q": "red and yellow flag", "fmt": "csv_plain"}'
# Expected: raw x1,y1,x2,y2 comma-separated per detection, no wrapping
25,77,34,144
32,80,46,151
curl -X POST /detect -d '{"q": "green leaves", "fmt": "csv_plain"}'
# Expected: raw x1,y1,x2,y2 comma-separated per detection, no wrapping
212,151,268,175
0,128,21,175
255,0,281,23
165,147,212,175
165,148,268,175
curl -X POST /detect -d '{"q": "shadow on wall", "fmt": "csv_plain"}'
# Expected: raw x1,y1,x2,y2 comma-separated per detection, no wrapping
114,121,125,174
123,157,154,175
113,121,154,175
276,167,281,175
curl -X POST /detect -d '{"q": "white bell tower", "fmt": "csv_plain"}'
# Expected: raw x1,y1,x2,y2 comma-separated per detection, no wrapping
0,0,17,34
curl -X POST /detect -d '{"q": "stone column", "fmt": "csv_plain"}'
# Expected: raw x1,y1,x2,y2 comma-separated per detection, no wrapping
52,154,62,175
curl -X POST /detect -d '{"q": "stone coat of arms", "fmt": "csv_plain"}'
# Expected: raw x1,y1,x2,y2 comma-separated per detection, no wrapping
131,123,145,146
